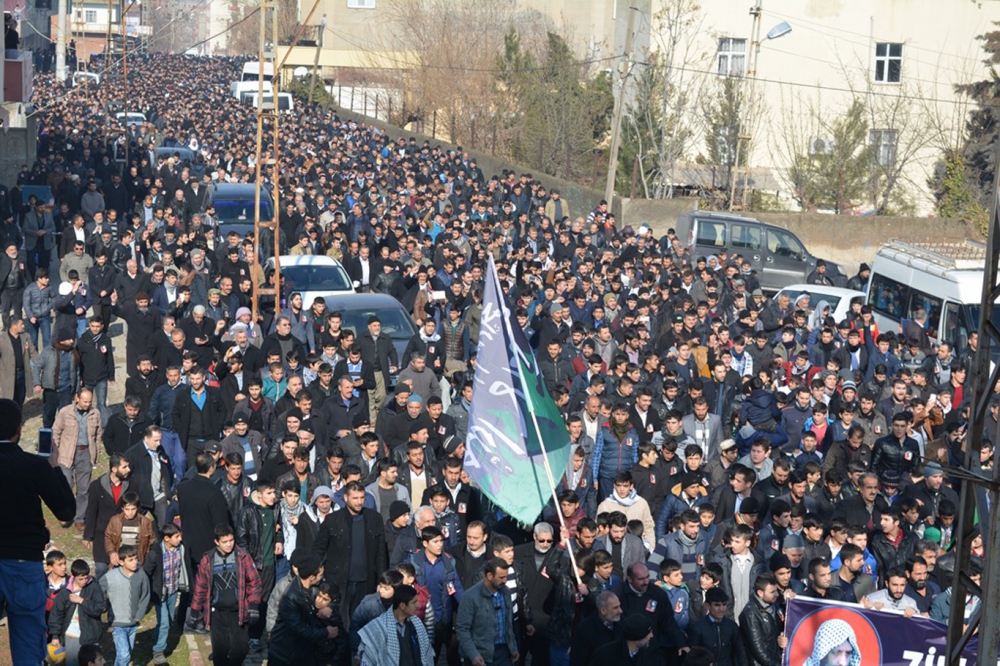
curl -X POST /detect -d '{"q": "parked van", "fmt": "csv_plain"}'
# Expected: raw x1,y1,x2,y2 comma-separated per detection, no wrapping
673,210,846,292
247,92,294,113
240,62,274,83
866,239,997,352
231,80,272,101
114,111,147,126
71,71,100,87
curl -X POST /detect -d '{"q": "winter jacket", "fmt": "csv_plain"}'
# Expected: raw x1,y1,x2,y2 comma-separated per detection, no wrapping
689,615,748,666
869,530,919,584
143,541,191,603
591,423,640,481
455,581,519,666
648,528,710,581
349,592,392,655
593,534,646,575
51,404,102,468
76,330,115,385
102,412,147,457
597,491,656,545
544,566,600,647
105,512,156,564
48,579,106,644
739,595,781,666
871,434,921,485
268,577,342,666
33,345,79,391
191,545,262,628
22,281,55,320
235,490,284,569
83,474,131,564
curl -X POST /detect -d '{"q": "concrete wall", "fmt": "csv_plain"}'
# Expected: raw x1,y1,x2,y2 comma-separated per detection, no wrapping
0,118,36,189
621,195,982,274
331,105,607,215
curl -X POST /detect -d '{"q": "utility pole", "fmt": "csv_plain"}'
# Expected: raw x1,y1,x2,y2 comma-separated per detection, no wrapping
55,0,67,82
728,0,762,211
121,0,129,167
604,5,637,208
945,144,1000,661
308,14,325,103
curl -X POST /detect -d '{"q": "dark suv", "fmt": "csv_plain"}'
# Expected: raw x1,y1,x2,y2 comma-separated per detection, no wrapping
673,210,846,291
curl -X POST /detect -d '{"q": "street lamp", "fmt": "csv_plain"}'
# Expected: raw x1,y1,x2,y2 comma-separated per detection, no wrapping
728,2,791,211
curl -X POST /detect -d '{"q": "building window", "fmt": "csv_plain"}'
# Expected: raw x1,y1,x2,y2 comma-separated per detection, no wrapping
717,38,746,78
870,129,898,168
874,43,902,83
84,9,97,22
347,0,375,8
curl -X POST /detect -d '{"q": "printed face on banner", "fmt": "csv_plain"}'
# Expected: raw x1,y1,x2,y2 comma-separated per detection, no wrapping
787,607,878,666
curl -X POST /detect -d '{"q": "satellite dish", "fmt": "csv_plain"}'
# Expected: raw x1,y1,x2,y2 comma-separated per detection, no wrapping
766,22,792,40
293,67,309,78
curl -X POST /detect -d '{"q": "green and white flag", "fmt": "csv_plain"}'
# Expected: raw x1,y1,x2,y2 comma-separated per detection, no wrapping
464,256,572,525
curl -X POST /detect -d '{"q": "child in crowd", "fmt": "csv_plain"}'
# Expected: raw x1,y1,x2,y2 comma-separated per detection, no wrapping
49,559,106,666
100,545,150,666
312,580,349,665
656,558,691,631
104,492,156,565
45,550,69,624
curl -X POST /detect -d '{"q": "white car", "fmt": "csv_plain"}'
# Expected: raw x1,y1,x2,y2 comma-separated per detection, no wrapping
264,255,355,306
774,284,866,324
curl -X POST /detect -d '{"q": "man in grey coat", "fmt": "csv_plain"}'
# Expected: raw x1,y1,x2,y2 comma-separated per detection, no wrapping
456,557,520,666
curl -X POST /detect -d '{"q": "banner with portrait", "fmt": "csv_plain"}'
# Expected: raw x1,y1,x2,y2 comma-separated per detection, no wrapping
783,597,979,665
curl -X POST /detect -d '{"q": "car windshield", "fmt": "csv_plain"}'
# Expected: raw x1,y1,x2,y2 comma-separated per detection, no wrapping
214,199,272,221
339,307,416,340
281,265,353,293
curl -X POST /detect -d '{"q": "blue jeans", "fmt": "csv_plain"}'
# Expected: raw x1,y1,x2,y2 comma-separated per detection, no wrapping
153,592,178,654
160,429,187,485
549,643,570,666
26,315,51,350
0,559,47,666
76,318,87,339
112,625,137,666
86,380,109,428
276,555,290,581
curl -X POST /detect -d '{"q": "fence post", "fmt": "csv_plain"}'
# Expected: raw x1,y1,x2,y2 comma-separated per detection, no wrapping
363,90,368,117
432,110,437,139
350,86,354,113
470,117,476,150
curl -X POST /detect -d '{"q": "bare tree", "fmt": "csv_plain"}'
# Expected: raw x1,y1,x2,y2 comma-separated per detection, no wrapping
365,0,515,145
648,0,708,198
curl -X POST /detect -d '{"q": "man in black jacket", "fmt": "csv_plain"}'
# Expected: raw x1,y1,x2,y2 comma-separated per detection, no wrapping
569,590,623,666
111,290,162,378
0,399,76,666
76,316,115,426
102,396,147,458
177,452,231,584
869,506,919,579
124,425,173,531
613,563,687,660
311,481,387,618
738,573,786,666
590,614,663,666
832,473,888,537
688,587,748,666
171,366,227,468
359,316,398,424
82,452,132,578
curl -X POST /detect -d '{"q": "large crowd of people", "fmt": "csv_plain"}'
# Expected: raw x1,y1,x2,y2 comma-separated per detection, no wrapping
0,52,991,666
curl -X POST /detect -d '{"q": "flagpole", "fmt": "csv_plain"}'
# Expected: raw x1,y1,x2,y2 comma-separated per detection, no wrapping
487,255,582,586
524,402,584,587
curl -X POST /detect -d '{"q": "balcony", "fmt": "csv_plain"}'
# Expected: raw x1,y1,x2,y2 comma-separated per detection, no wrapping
3,51,34,104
